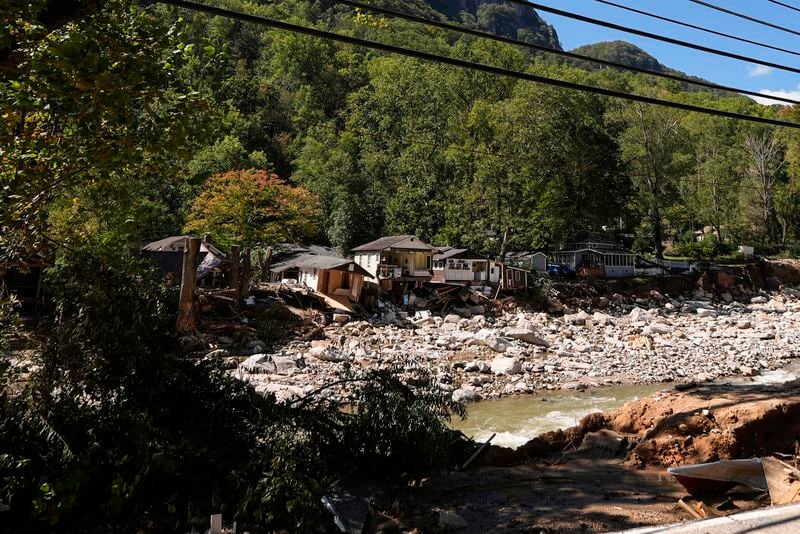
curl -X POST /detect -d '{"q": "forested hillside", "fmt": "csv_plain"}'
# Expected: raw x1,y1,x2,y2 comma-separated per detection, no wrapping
4,0,800,264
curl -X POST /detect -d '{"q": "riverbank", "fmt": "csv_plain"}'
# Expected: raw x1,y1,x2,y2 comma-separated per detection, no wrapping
359,379,800,533
234,287,800,405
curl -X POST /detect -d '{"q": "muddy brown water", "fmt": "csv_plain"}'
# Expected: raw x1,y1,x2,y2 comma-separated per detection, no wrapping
452,383,668,448
453,360,800,449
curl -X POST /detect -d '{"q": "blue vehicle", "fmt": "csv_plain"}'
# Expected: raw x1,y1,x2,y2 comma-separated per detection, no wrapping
547,263,576,278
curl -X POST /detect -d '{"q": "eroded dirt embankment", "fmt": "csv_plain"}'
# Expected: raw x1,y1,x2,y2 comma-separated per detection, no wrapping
392,381,800,533
472,380,800,469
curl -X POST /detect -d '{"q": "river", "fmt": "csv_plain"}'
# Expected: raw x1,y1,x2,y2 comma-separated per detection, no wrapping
453,360,800,449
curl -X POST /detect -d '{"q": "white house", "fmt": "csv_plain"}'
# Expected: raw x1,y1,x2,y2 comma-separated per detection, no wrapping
432,248,489,284
352,235,439,284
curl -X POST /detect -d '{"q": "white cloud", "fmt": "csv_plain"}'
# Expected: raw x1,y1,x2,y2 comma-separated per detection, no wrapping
750,85,800,106
747,64,775,78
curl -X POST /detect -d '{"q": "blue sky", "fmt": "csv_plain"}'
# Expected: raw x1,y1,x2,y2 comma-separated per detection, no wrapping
534,0,800,105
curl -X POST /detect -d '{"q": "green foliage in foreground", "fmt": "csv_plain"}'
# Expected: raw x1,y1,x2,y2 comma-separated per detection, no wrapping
0,251,463,532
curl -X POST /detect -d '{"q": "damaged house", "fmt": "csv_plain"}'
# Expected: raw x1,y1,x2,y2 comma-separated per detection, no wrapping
352,235,439,288
140,235,229,285
269,252,370,312
489,261,534,290
505,251,548,274
432,247,489,285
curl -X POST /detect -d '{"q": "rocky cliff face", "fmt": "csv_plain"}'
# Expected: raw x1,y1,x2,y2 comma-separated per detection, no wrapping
426,0,562,50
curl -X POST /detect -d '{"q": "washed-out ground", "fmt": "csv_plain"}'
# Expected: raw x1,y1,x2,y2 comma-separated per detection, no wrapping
218,263,800,532
372,380,800,533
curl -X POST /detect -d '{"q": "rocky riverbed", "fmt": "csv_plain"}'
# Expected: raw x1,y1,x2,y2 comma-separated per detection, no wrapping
232,287,800,404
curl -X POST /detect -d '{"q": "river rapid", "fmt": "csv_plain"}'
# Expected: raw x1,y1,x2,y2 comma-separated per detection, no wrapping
453,359,800,448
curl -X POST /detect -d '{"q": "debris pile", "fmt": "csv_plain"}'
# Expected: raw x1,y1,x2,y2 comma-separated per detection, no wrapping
227,288,800,404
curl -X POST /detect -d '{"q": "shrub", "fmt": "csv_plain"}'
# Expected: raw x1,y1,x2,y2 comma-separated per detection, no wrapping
0,249,461,532
672,236,732,260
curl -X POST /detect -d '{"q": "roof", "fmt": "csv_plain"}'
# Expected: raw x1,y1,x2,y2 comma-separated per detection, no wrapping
270,254,370,277
433,248,487,261
555,247,635,256
142,236,227,259
270,243,342,259
351,235,438,253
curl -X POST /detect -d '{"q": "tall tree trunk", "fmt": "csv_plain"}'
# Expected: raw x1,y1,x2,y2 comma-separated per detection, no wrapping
177,237,201,334
652,204,664,259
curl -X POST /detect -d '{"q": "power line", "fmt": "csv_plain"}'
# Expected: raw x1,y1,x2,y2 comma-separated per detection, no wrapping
155,0,800,129
689,0,800,38
768,0,800,15
502,1,800,75
335,0,800,106
596,0,800,58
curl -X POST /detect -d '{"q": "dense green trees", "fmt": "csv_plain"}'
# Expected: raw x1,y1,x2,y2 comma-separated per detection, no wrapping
5,0,800,264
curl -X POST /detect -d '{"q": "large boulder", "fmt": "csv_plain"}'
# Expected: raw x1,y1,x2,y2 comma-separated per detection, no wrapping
452,386,482,403
505,328,550,348
565,310,590,326
239,354,275,374
272,355,299,375
474,329,510,353
490,356,522,376
444,313,462,324
628,307,648,323
308,345,347,362
438,510,468,530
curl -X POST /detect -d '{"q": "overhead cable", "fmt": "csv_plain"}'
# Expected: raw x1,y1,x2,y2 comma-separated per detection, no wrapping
689,0,800,38
333,0,800,106
155,0,800,129
499,0,800,75
768,0,800,14
596,0,800,58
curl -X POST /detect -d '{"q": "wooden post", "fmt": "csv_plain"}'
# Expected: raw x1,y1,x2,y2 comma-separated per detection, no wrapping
261,246,273,282
241,247,251,300
177,237,201,333
229,244,241,300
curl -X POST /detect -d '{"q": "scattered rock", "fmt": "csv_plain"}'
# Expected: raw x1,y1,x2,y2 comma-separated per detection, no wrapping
504,328,549,348
239,354,275,374
438,510,468,530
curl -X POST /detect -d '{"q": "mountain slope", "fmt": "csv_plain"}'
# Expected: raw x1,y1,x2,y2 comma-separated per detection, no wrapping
425,0,562,50
570,41,666,72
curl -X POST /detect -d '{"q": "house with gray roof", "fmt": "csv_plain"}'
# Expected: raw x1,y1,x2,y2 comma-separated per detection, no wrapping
269,249,370,309
141,235,228,283
352,235,439,284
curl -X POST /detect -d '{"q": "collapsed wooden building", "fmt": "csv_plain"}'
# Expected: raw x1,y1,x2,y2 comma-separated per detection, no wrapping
269,252,370,312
